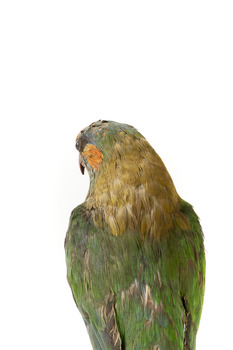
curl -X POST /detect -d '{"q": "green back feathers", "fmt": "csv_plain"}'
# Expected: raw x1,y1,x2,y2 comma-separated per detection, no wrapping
65,200,205,350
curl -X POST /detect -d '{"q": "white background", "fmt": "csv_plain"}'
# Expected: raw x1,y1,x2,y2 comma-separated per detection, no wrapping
1,1,232,349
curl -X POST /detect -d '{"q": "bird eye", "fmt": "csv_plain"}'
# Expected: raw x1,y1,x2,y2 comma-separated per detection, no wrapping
75,141,79,150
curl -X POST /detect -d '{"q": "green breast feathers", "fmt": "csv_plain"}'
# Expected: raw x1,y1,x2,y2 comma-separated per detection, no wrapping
65,120,205,350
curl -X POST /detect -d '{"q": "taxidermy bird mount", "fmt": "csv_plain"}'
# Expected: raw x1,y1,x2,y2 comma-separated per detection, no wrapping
65,120,205,350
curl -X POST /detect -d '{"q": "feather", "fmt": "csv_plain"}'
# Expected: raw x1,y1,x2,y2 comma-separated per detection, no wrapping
65,120,205,350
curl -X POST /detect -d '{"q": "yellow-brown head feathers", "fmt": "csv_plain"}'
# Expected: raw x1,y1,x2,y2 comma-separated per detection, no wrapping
76,120,190,238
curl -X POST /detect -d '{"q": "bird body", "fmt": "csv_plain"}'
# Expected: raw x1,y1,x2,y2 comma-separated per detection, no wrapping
65,120,205,350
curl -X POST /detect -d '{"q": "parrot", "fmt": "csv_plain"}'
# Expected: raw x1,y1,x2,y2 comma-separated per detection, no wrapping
65,120,205,350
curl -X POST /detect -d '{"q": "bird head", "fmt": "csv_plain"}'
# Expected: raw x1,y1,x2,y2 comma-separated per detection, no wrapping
75,119,142,177
75,120,187,237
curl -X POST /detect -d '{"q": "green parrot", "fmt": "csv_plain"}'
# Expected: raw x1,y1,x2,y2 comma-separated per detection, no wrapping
65,120,205,350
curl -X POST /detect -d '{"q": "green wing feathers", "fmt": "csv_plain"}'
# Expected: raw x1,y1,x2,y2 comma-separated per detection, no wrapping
65,201,205,350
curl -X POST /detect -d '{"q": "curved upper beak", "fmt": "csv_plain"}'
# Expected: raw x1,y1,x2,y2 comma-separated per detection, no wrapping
79,153,85,175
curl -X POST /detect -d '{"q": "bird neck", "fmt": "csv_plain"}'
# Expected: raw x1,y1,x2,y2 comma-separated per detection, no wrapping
85,137,184,238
